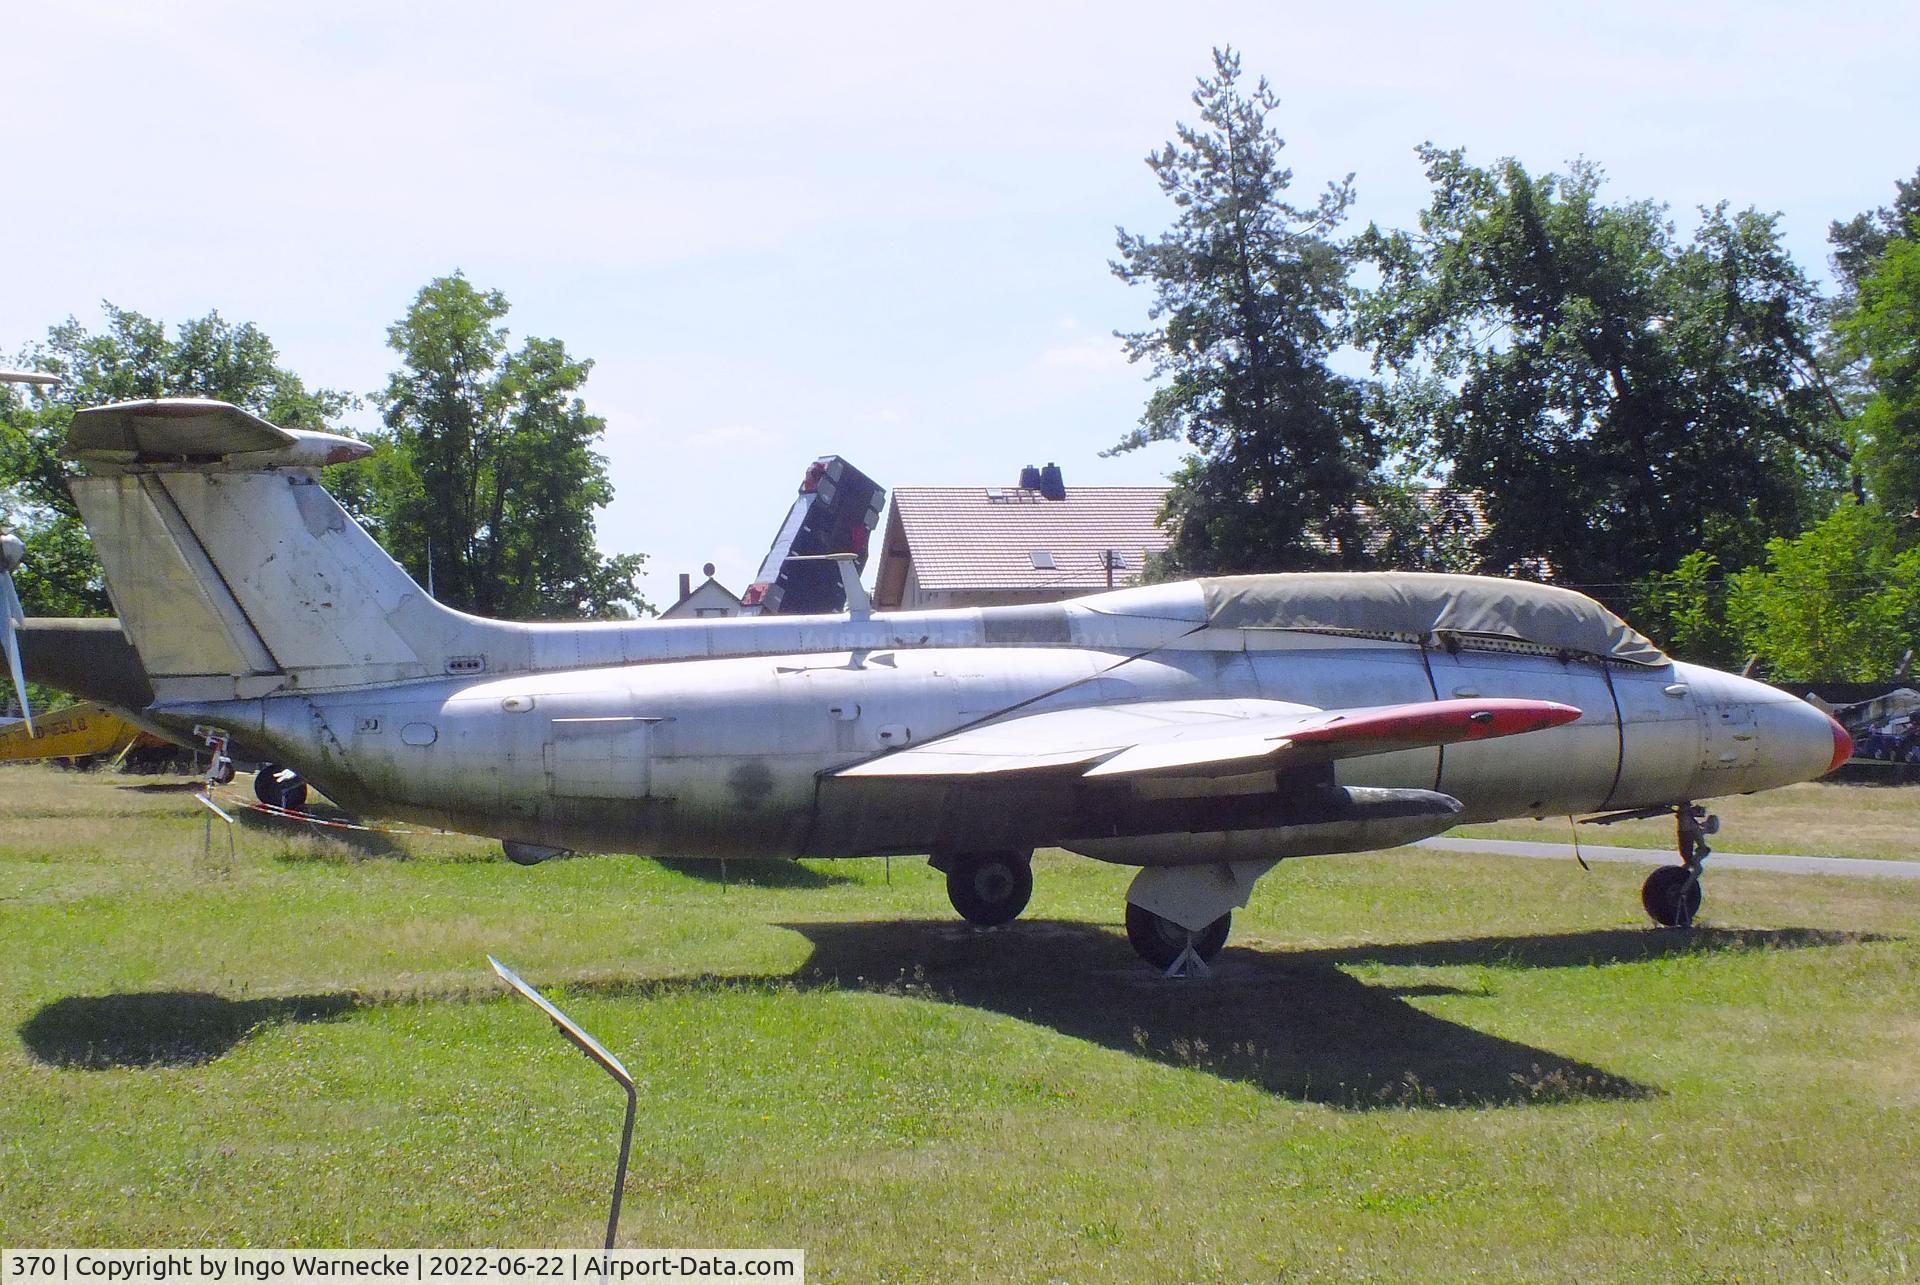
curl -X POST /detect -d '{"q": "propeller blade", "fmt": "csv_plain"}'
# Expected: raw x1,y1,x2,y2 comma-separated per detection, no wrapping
0,533,32,736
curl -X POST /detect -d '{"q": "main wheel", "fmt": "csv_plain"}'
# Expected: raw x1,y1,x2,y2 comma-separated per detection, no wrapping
1641,864,1702,928
253,764,309,809
1125,903,1231,969
945,851,1033,926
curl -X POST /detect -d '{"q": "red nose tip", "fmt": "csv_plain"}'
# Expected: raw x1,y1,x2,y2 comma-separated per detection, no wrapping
1825,713,1854,776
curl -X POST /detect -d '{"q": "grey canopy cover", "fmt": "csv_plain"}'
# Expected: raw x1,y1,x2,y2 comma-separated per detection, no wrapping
1199,572,1668,667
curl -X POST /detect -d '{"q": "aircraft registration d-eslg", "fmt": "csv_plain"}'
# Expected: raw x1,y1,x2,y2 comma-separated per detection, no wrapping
0,399,1853,969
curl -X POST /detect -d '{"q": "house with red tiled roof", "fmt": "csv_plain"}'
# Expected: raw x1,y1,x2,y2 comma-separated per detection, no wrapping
872,468,1171,611
871,464,1501,611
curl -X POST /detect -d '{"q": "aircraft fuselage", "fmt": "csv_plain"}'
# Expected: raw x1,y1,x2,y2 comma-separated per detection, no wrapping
154,602,1840,866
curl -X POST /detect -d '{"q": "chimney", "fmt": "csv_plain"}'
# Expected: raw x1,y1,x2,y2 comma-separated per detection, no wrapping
1039,462,1065,501
1018,464,1042,491
678,572,692,602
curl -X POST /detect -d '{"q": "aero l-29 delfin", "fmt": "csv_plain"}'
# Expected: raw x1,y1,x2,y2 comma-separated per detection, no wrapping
1,399,1852,969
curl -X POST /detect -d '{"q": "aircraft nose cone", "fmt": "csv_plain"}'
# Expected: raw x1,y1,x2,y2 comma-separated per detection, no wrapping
1824,712,1854,776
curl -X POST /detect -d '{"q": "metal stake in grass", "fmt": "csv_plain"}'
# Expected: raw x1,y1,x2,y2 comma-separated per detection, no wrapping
488,955,638,1254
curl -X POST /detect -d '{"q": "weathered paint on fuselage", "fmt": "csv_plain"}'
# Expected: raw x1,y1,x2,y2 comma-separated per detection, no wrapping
153,582,1842,866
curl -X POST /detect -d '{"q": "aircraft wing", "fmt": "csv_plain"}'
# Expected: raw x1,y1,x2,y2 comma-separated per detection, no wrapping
831,697,1582,781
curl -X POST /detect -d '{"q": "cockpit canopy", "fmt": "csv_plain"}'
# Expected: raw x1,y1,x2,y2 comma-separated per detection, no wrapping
1199,572,1668,667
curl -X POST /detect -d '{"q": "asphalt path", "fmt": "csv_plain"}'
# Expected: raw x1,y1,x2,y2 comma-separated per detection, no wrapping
1417,835,1920,881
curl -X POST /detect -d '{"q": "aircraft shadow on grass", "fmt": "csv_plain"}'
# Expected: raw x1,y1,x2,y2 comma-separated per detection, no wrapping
582,919,1881,1111
18,922,1879,1107
654,858,855,890
18,991,357,1069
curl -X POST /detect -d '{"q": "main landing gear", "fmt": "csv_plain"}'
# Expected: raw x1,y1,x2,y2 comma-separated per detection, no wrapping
1641,803,1715,928
930,851,1259,973
1125,904,1231,971
252,763,309,810
934,850,1034,926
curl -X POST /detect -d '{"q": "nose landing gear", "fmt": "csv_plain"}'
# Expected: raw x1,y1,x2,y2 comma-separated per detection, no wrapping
1641,803,1715,928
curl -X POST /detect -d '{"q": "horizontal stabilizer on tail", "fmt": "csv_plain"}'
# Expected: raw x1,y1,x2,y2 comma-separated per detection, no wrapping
66,398,370,468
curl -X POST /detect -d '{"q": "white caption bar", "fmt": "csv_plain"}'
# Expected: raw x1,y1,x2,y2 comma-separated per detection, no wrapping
2,1253,802,1285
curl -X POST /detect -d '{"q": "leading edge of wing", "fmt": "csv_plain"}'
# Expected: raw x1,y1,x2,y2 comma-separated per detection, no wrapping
831,697,1583,781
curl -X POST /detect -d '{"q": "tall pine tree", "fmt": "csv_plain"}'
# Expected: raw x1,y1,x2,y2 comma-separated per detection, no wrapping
1109,48,1381,575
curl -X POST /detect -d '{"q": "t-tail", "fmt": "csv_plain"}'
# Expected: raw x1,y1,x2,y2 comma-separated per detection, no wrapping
63,398,519,704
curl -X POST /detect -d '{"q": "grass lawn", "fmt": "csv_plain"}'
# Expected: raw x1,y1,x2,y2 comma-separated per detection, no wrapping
1453,779,1920,860
2,764,1917,1281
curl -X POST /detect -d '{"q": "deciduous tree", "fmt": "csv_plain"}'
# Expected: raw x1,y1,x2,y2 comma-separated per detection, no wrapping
1833,198,1920,524
375,275,646,619
1,305,350,615
1726,501,1920,682
1357,150,1846,597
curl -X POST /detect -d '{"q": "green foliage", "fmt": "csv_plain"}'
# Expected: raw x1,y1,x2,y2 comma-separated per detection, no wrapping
1357,150,1846,597
1834,216,1920,522
1725,501,1920,682
1827,167,1920,301
1,305,351,615
1633,550,1740,667
1364,480,1489,574
1111,48,1381,574
376,275,646,620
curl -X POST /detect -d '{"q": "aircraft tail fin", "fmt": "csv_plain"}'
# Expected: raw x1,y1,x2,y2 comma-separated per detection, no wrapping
64,399,506,699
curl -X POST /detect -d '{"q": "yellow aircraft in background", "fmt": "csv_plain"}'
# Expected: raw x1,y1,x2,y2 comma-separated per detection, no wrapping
0,700,169,768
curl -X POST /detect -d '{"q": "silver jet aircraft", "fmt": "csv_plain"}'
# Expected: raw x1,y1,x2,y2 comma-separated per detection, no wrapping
2,399,1853,969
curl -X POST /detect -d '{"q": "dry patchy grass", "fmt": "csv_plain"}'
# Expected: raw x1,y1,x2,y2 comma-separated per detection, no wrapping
1454,779,1920,860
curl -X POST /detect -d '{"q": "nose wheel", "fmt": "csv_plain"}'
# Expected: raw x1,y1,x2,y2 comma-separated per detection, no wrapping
1641,802,1714,928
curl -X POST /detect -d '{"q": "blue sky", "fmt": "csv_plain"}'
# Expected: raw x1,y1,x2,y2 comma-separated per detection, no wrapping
5,0,1916,607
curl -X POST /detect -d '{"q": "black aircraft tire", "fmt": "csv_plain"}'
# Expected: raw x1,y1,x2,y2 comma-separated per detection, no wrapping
254,764,310,810
1125,903,1231,969
946,852,1034,926
1642,864,1703,928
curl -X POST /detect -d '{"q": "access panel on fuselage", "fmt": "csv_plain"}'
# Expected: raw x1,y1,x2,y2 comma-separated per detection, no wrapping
545,715,655,799
1427,649,1620,819
1605,664,1703,809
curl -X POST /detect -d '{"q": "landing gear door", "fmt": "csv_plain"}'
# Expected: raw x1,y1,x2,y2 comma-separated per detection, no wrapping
545,716,657,799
